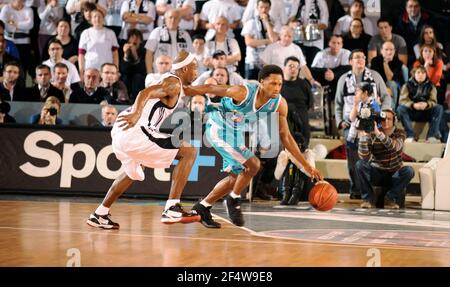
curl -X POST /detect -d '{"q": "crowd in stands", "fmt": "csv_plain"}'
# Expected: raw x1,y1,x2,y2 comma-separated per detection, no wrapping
0,0,449,205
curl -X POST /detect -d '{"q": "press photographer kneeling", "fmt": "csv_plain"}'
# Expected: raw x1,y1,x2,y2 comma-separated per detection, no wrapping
350,82,414,209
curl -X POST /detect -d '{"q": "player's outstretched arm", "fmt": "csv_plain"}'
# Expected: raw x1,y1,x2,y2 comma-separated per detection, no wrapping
184,84,247,103
278,98,323,181
118,77,181,130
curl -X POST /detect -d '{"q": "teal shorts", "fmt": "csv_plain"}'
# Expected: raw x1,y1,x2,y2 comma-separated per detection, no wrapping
205,122,254,175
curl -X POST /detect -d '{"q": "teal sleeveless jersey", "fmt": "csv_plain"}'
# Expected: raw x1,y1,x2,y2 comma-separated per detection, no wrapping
208,82,282,130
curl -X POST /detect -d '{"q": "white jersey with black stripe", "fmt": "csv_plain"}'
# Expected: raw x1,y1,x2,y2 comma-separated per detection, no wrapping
137,73,184,139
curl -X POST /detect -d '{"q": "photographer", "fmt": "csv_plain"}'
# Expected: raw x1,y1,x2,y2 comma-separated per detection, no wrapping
356,109,414,209
30,96,62,125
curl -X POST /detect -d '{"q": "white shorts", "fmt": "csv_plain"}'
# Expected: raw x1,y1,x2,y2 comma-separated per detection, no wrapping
111,123,179,181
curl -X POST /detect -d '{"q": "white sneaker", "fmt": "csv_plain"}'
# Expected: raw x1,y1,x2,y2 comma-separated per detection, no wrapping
274,150,289,180
285,149,315,177
405,137,415,143
426,137,440,144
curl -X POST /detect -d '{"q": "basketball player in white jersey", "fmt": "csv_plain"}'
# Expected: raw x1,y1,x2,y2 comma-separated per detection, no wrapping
87,50,201,229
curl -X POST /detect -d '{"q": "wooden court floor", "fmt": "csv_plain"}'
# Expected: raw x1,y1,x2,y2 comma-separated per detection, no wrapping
1,198,450,267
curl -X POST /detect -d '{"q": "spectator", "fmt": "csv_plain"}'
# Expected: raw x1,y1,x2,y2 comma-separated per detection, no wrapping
335,49,391,199
30,96,63,125
69,68,111,103
397,65,442,143
0,62,26,101
356,109,414,209
43,38,81,88
27,64,65,103
413,25,444,60
100,63,130,104
342,18,371,56
119,0,156,42
260,26,319,87
281,56,313,148
192,50,245,86
155,0,196,31
104,0,125,37
144,54,172,87
311,34,351,100
204,16,241,73
78,9,119,79
0,27,19,83
241,0,280,80
333,0,375,36
370,41,405,110
0,20,20,60
37,0,64,58
52,62,72,103
0,101,16,123
242,0,286,26
199,0,241,41
66,0,107,33
144,9,193,73
73,2,96,41
119,28,146,101
395,0,433,67
413,44,444,93
368,17,408,66
42,19,79,64
192,34,208,74
100,102,118,127
0,0,36,79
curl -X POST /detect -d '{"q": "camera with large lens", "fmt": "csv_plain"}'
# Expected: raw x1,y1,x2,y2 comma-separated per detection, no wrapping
48,107,58,116
356,104,386,133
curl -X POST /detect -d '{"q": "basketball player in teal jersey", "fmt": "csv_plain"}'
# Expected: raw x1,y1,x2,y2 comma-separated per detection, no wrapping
184,65,323,228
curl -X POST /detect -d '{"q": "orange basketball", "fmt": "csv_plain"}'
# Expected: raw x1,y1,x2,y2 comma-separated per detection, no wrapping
309,181,338,211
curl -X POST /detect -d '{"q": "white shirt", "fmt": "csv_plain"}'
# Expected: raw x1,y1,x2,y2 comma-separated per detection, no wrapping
260,42,306,68
144,72,163,87
119,0,156,40
79,27,119,70
43,58,81,87
105,0,126,27
199,0,241,41
205,37,241,72
0,4,34,44
311,48,351,69
155,0,196,30
241,17,281,67
145,27,193,72
242,0,287,26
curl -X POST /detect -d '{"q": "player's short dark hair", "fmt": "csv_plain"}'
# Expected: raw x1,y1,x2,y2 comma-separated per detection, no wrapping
284,56,300,66
258,65,283,81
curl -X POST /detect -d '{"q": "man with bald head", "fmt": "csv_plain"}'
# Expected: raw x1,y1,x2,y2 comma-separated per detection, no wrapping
144,9,193,73
260,26,319,87
69,68,112,104
144,54,173,87
87,49,201,229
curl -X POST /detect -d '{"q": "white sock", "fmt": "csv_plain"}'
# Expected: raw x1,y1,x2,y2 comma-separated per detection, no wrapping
95,204,110,216
229,192,240,199
165,199,180,211
200,200,212,208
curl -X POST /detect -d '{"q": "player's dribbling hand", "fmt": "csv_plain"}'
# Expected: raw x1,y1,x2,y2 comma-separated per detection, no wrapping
117,112,139,130
306,165,323,182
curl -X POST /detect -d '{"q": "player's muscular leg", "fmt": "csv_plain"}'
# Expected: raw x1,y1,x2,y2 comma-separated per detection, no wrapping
204,174,237,204
232,156,260,196
169,141,197,199
102,172,134,207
